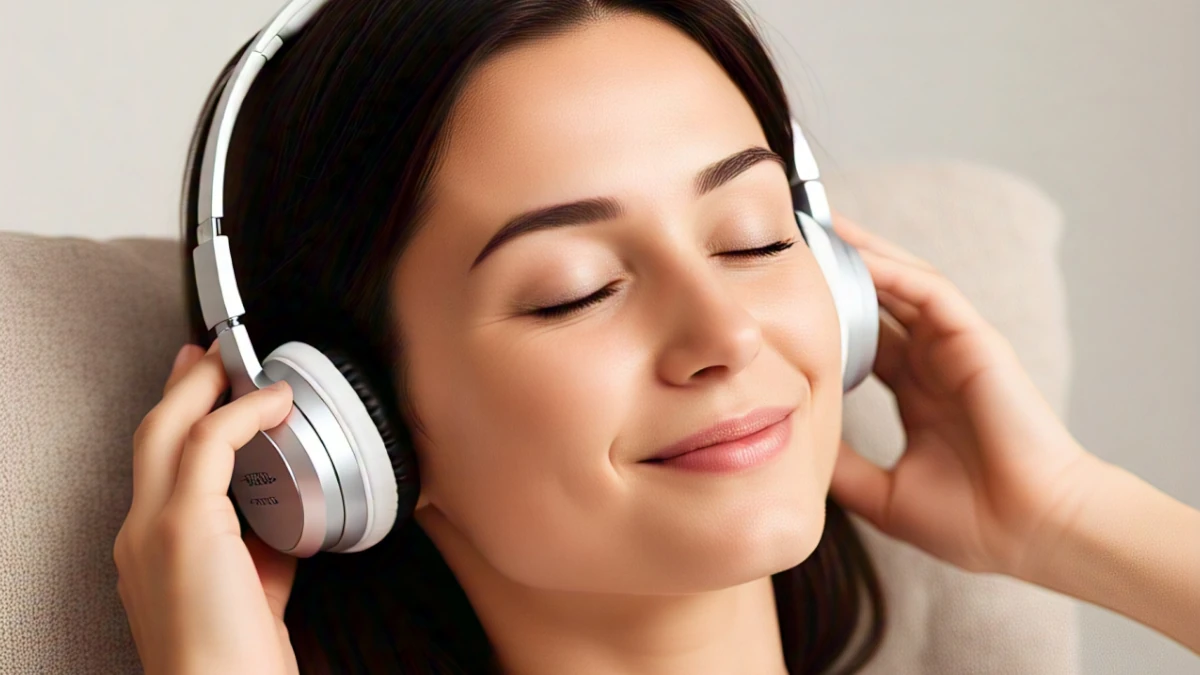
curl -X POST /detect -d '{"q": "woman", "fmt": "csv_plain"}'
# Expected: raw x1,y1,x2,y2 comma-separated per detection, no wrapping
112,0,1200,673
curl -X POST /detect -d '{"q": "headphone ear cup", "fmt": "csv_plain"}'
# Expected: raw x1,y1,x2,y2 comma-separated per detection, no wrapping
260,340,416,555
322,346,421,512
825,233,879,391
795,211,879,392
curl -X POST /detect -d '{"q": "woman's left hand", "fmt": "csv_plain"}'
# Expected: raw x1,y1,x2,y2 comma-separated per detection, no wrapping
827,213,1105,578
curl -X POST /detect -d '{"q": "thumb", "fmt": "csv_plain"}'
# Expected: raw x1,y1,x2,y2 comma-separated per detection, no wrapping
828,438,893,533
244,529,299,620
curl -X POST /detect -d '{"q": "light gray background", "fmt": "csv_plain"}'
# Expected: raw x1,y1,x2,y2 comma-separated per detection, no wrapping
0,1,1195,672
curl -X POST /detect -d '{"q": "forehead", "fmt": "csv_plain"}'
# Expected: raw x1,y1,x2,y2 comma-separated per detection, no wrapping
425,13,768,229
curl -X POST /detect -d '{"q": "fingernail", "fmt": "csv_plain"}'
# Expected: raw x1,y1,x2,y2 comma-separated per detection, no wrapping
268,380,291,392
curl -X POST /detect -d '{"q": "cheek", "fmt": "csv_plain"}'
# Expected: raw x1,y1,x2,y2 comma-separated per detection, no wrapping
762,258,845,476
406,319,638,583
763,255,844,396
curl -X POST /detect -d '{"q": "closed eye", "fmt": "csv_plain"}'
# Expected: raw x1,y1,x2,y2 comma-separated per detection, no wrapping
528,238,797,320
529,282,622,320
715,238,797,258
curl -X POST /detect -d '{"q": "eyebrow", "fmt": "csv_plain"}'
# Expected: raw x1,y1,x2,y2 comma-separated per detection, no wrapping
468,145,786,271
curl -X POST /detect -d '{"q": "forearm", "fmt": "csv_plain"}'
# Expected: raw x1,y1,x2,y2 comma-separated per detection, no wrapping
1016,457,1200,653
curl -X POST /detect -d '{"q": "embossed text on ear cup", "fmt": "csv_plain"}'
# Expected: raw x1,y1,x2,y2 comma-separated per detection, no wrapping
257,346,370,556
229,400,346,556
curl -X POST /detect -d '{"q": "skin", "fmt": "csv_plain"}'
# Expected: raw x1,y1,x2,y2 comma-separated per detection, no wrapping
112,9,1200,675
394,12,840,675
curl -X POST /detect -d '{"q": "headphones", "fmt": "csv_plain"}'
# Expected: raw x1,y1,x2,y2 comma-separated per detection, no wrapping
190,0,879,558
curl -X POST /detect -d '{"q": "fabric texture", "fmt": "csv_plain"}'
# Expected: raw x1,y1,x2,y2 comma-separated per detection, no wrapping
0,160,1080,674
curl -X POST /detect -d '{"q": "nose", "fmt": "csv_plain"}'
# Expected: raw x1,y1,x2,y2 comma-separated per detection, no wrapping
654,258,763,385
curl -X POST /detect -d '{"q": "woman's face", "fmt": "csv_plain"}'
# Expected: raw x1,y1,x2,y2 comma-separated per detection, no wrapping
392,12,843,595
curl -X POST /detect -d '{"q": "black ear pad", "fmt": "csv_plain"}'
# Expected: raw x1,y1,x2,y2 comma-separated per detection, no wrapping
322,346,421,524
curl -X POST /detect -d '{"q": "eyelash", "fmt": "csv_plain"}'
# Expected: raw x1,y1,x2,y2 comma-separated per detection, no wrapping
530,238,798,319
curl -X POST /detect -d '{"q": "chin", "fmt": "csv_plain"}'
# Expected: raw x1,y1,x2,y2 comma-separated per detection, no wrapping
722,491,827,586
630,485,829,595
615,435,830,593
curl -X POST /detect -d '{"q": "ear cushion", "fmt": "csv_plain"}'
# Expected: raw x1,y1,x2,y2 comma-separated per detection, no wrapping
265,341,408,553
323,346,420,517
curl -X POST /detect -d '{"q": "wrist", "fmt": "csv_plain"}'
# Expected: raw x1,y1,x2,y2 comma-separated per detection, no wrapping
1005,447,1110,583
1011,454,1200,653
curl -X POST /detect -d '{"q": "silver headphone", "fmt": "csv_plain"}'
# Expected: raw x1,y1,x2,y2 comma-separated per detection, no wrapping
190,0,879,558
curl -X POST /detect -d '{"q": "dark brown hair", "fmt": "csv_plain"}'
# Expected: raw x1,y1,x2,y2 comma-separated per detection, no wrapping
180,1,886,672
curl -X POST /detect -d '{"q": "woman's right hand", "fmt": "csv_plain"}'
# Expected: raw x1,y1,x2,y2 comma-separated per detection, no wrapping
113,341,300,675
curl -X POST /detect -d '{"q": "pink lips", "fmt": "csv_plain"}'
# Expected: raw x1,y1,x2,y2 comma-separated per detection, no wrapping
642,406,795,473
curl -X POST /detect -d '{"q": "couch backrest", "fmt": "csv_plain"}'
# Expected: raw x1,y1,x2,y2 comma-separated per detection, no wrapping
0,161,1079,674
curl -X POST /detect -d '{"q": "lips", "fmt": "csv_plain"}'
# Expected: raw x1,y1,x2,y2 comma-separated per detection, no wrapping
642,406,796,462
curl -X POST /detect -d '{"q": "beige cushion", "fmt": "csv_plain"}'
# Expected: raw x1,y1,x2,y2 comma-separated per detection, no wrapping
0,160,1079,674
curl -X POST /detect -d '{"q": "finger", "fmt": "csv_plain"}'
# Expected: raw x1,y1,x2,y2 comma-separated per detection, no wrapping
244,530,299,620
833,214,937,273
162,344,206,396
829,214,933,328
877,288,920,330
114,572,143,649
827,438,893,533
857,248,984,339
132,342,228,515
171,380,293,503
871,311,912,393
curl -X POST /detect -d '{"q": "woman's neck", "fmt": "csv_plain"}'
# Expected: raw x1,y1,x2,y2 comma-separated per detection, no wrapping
420,509,790,675
483,575,789,675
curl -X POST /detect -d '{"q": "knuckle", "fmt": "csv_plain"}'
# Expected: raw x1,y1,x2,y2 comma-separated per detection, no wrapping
928,270,958,294
113,522,133,560
984,325,1015,354
915,258,942,278
112,523,141,570
149,510,191,558
111,534,126,569
132,413,159,449
185,416,218,448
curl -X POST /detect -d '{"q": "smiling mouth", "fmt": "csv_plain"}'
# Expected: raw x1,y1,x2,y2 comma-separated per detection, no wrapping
638,409,795,473
641,406,795,462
